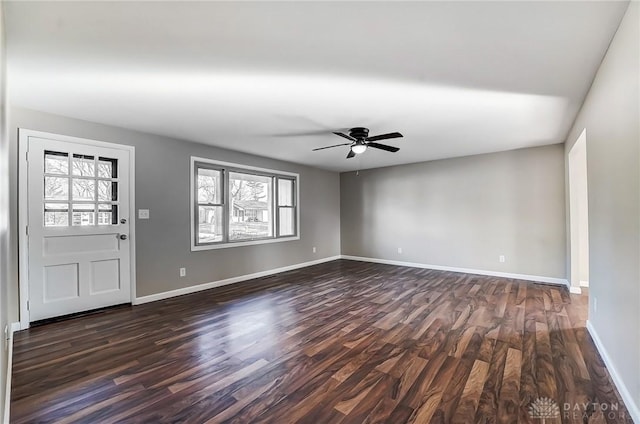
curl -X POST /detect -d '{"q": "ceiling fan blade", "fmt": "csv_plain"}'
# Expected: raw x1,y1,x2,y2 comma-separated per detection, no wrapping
333,132,356,142
366,132,403,142
367,142,400,153
312,143,351,151
269,129,334,138
346,150,356,159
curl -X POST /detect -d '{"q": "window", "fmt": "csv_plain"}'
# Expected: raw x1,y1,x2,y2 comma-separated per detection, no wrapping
277,177,295,236
43,151,119,227
196,167,223,243
192,158,298,249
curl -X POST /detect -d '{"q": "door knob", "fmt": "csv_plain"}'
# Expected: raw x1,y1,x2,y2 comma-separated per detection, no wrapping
119,234,128,240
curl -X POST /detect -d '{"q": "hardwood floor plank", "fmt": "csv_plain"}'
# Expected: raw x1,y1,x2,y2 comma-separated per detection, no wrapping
451,359,490,423
497,347,522,423
475,339,509,422
10,260,633,423
535,321,559,401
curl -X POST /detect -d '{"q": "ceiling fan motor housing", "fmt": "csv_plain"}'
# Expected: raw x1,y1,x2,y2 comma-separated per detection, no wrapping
349,127,369,140
312,127,401,156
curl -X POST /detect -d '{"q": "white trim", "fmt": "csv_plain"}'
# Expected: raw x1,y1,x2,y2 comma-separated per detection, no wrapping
191,235,300,251
580,280,589,287
18,131,29,330
569,286,582,294
9,322,21,334
191,156,299,178
340,255,570,287
128,147,137,303
134,255,341,305
190,156,301,251
586,320,640,423
568,128,590,296
4,326,14,424
18,129,137,328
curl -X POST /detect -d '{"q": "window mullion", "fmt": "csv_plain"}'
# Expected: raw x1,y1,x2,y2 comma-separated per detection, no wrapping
223,169,229,243
194,164,200,246
274,177,279,238
293,179,297,237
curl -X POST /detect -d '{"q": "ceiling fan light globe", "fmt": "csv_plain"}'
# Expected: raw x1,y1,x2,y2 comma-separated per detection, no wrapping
352,144,367,154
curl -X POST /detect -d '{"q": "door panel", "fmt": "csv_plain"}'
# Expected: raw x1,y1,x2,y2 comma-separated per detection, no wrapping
27,136,131,321
90,260,121,294
44,234,119,256
43,263,79,302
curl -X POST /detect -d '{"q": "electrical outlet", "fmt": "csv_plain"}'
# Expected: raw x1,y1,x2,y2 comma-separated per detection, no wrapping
138,209,150,219
312,246,317,253
398,247,403,254
499,255,506,263
179,267,186,277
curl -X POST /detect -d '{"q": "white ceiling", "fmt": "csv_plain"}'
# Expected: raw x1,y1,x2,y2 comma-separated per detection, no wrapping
5,1,629,172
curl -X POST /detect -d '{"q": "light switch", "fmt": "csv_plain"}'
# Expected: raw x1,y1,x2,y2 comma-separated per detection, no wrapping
138,209,150,219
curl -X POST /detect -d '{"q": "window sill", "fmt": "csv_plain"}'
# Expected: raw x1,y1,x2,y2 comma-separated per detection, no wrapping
191,235,300,251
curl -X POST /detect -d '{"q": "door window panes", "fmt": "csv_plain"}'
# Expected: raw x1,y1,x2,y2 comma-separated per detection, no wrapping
43,150,119,227
98,157,117,179
72,154,95,176
44,203,69,227
98,204,117,225
72,179,95,201
45,152,69,175
44,177,69,201
98,181,117,202
72,204,95,226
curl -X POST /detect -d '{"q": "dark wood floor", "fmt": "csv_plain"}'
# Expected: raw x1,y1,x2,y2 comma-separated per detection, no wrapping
11,260,631,423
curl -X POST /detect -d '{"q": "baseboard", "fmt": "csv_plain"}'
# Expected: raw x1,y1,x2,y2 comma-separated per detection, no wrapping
134,255,342,305
580,280,590,287
9,323,20,334
340,255,569,287
569,286,583,294
4,325,14,424
586,320,640,423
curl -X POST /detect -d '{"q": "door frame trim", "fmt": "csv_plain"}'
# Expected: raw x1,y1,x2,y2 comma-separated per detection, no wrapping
18,129,137,329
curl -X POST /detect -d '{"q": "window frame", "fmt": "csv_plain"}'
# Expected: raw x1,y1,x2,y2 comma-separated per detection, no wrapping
194,163,225,244
190,156,300,251
276,176,297,237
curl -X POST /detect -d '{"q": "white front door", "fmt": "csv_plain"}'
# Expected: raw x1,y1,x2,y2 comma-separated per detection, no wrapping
26,135,132,321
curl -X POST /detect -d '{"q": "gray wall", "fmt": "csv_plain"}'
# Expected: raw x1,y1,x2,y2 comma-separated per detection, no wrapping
0,3,9,419
341,144,566,279
7,107,341,320
564,1,639,417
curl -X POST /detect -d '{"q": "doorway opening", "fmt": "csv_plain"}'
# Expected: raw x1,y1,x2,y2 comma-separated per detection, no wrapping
568,128,589,295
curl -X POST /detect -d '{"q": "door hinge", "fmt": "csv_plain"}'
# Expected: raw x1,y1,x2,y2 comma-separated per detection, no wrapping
25,151,29,162
25,226,28,236
26,301,29,311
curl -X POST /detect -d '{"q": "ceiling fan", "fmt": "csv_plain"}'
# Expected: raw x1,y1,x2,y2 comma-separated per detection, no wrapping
312,127,403,159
